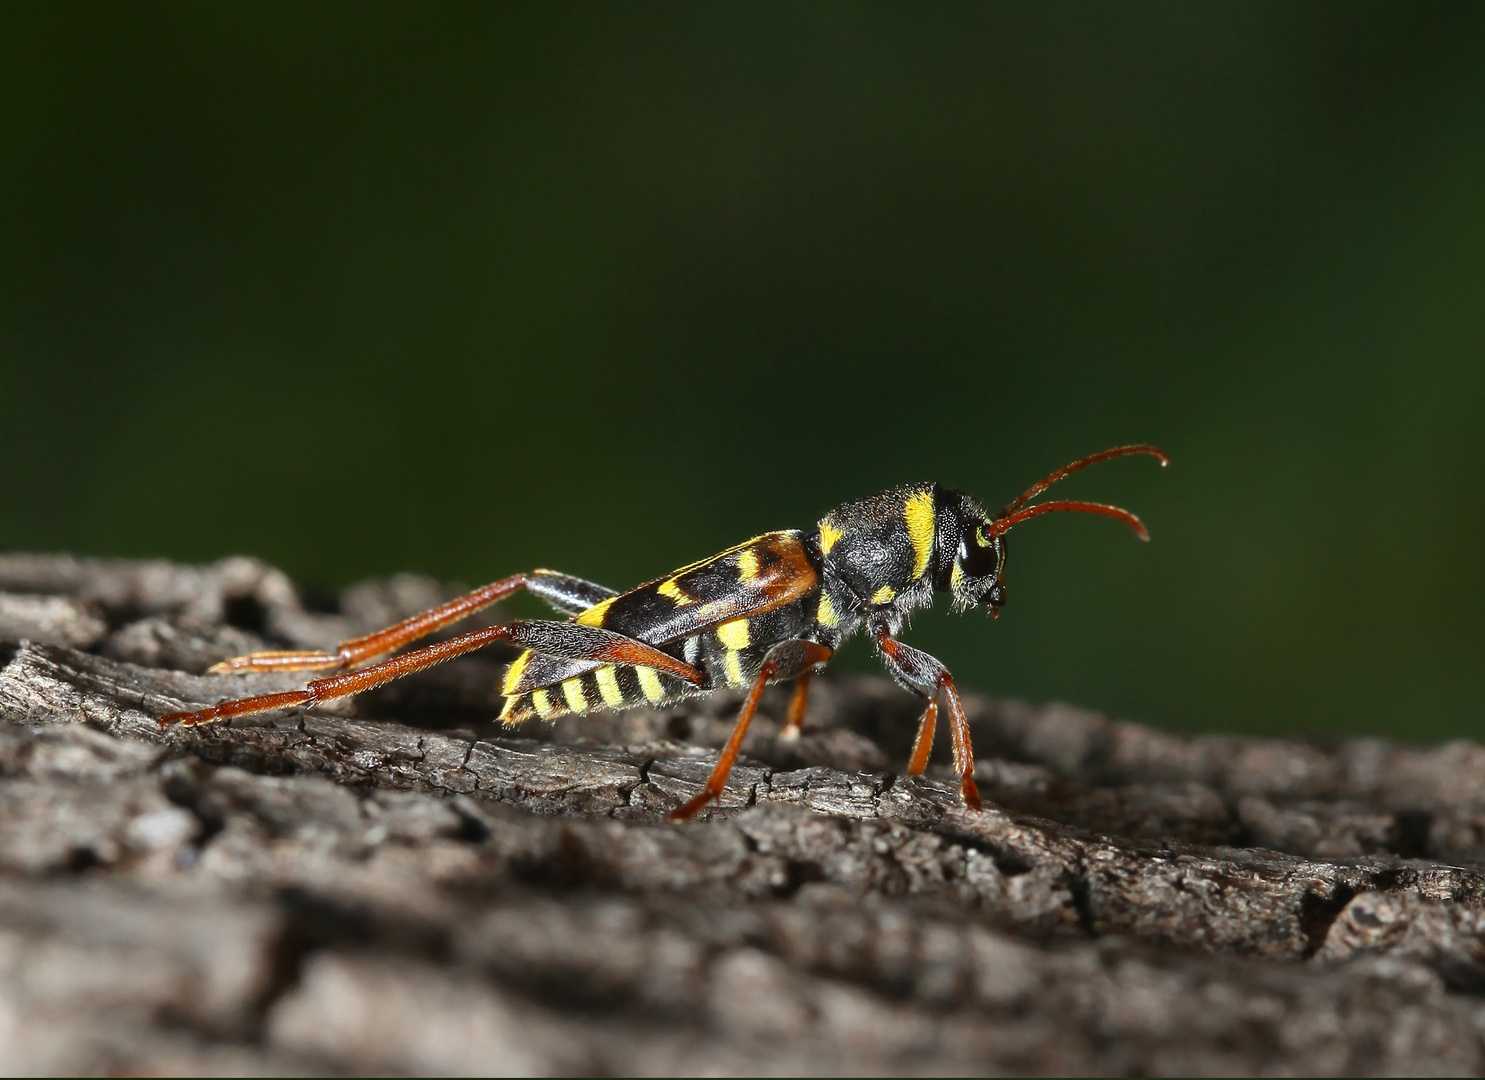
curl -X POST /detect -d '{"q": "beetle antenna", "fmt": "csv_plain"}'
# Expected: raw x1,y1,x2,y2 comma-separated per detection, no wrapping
986,499,1150,541
1001,444,1168,516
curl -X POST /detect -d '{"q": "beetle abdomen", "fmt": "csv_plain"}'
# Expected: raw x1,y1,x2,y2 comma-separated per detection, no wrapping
497,599,818,724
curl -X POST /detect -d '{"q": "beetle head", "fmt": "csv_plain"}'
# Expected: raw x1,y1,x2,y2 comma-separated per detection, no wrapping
938,492,1009,614
939,444,1168,614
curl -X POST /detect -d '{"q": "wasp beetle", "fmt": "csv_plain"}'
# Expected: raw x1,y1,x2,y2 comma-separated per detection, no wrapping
163,444,1167,819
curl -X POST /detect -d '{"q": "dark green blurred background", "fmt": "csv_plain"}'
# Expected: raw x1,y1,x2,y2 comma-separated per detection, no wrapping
2,3,1482,742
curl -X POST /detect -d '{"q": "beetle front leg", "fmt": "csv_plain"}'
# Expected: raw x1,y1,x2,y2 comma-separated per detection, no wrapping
875,630,981,811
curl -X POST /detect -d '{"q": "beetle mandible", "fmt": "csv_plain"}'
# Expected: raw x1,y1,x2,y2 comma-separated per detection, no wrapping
162,444,1167,819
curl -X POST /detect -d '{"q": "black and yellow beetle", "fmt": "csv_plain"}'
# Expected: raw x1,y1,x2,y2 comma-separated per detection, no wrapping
163,444,1167,819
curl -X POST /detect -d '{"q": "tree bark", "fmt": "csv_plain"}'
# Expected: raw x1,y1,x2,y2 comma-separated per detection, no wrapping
1,553,1484,1075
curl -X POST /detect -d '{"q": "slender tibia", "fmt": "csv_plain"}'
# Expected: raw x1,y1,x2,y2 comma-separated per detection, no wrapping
207,650,344,674
906,698,937,775
938,672,981,810
779,669,814,742
163,618,705,728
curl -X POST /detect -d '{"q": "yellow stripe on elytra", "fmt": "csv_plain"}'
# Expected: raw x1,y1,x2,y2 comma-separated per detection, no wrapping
501,651,532,696
724,649,745,687
904,490,936,579
575,596,616,626
636,665,665,704
498,695,520,722
871,585,896,604
736,549,760,581
663,532,771,580
817,592,839,628
595,665,624,708
561,677,588,714
531,689,556,718
716,618,750,650
657,579,694,606
818,518,843,555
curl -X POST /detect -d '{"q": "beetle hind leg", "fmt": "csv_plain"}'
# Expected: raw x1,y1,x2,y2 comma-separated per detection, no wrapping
161,618,704,728
207,569,618,676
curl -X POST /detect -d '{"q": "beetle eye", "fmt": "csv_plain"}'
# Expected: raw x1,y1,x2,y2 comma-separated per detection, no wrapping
958,528,1000,578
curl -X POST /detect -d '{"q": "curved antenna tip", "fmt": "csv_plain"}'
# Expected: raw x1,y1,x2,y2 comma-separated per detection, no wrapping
1123,443,1170,467
988,500,1151,541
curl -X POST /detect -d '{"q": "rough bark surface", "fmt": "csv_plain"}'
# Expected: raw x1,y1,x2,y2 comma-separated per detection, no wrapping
2,553,1485,1075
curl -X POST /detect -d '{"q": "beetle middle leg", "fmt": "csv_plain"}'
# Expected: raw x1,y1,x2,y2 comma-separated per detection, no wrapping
778,668,815,742
669,640,833,821
206,569,616,675
875,630,981,810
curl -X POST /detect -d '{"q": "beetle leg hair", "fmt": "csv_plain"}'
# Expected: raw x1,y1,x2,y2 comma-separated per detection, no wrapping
207,569,617,676
669,640,833,821
875,631,981,810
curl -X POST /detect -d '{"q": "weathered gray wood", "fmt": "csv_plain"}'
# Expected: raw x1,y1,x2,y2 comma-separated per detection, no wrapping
2,554,1484,1075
